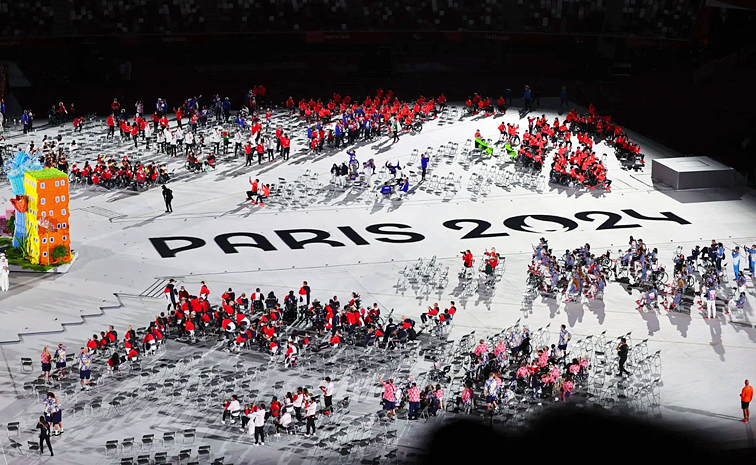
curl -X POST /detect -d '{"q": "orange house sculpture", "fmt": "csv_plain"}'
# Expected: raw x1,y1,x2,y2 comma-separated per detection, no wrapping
23,168,72,266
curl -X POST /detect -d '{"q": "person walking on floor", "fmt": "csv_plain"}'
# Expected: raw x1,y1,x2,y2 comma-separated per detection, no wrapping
41,346,52,384
162,185,173,213
0,252,9,292
164,279,178,311
252,402,266,445
78,347,92,391
523,85,532,112
420,153,429,181
43,392,63,435
616,337,630,377
320,376,334,410
741,379,753,422
304,396,317,437
37,416,53,456
407,382,421,420
558,325,571,359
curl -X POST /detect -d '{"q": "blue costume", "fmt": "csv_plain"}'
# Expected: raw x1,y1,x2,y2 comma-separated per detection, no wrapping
732,249,741,277
670,289,682,309
716,246,724,270
745,246,756,275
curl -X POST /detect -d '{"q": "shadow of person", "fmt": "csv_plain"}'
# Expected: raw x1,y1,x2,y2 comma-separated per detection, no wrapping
708,317,726,361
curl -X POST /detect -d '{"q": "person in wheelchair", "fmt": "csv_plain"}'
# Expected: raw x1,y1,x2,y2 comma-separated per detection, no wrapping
205,153,217,170
425,387,441,416
480,258,496,286
186,153,203,173
636,285,661,310
687,245,701,263
387,327,408,350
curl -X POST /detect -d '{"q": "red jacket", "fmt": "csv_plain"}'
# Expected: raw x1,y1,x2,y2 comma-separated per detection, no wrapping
270,400,282,417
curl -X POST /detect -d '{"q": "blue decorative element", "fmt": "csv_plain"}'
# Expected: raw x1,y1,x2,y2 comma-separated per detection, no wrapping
3,151,41,247
3,152,42,192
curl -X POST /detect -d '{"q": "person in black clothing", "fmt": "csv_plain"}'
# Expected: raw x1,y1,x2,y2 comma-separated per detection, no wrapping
165,279,178,311
108,350,122,374
383,318,397,346
339,163,349,184
162,185,173,212
357,327,376,347
300,281,311,307
617,338,630,376
37,416,54,456
518,334,531,361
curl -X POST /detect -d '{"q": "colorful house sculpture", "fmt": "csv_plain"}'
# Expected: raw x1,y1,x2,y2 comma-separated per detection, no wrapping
23,168,72,265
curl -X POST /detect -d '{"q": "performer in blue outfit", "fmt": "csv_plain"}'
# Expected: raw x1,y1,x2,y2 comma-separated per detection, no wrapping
744,244,756,276
732,246,741,278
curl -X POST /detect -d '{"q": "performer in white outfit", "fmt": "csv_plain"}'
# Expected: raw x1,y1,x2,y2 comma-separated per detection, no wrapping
0,252,9,292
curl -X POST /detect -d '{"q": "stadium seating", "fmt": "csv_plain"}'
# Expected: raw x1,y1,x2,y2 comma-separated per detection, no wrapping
0,0,703,39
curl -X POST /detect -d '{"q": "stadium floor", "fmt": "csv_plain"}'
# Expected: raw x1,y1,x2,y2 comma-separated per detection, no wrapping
1,100,756,462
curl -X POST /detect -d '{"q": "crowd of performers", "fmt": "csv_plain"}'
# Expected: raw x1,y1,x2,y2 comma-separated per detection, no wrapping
158,280,441,361
452,325,589,415
566,105,644,171
30,84,648,199
526,234,753,319
464,93,499,116
68,156,171,189
527,238,608,302
636,240,755,318
486,111,611,191
487,105,646,191
295,90,445,154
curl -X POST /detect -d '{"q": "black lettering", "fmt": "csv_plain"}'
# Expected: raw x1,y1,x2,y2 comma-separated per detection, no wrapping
574,211,641,230
621,209,691,225
275,229,345,250
214,232,277,253
337,226,370,246
365,223,425,244
442,219,510,240
503,215,579,233
149,236,206,258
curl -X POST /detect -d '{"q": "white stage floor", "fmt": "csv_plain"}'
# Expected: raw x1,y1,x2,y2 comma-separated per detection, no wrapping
2,101,756,461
